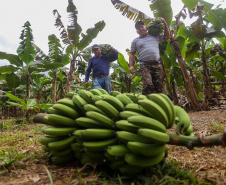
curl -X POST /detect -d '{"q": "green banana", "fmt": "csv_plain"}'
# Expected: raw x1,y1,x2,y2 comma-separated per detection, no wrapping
124,152,165,168
41,125,52,133
80,154,105,166
48,107,62,115
115,120,139,133
71,143,83,159
98,88,109,95
127,141,166,157
106,144,130,157
66,92,75,99
77,89,94,104
116,93,133,105
182,124,193,136
159,94,176,128
138,128,169,143
147,93,172,126
48,136,76,151
127,115,166,133
52,103,79,119
56,98,79,111
83,103,108,116
116,131,153,144
90,89,103,96
73,129,116,140
75,117,106,128
102,95,125,112
42,127,76,137
119,111,143,120
125,103,152,117
126,93,138,103
82,138,118,151
46,114,77,127
50,147,73,156
72,94,87,114
71,142,82,152
38,136,66,145
136,94,148,101
83,148,105,159
104,152,122,162
42,145,50,152
44,115,64,127
95,100,119,120
109,160,126,170
51,154,74,164
86,111,115,129
174,105,191,134
110,91,121,97
138,99,169,128
90,95,103,104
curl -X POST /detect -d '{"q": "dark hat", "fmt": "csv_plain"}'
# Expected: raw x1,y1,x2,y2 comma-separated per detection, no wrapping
92,44,100,50
135,21,144,29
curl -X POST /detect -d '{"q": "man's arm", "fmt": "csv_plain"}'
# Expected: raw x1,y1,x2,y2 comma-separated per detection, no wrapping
84,59,92,87
158,17,170,40
129,52,136,74
109,47,119,62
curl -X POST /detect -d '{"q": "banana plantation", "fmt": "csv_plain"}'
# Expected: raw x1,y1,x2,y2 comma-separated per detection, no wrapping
0,0,226,184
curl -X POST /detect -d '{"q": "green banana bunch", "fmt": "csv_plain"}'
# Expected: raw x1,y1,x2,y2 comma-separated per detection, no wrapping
100,44,115,59
147,18,165,36
37,90,194,175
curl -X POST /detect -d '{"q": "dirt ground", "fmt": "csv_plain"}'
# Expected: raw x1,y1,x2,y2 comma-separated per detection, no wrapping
0,107,225,185
168,106,226,185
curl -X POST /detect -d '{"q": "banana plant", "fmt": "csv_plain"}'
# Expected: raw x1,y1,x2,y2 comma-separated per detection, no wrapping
5,92,52,122
0,21,43,102
53,0,106,93
33,34,70,103
111,52,142,93
110,0,201,109
180,1,226,107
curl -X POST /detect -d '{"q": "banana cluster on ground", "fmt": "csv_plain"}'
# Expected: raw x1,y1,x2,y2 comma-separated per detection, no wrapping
38,89,193,175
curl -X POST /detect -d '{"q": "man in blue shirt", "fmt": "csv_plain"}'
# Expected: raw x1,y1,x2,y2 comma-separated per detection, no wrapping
129,18,170,95
85,44,119,94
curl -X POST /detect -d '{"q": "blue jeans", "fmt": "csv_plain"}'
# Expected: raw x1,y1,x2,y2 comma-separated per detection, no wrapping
93,76,111,94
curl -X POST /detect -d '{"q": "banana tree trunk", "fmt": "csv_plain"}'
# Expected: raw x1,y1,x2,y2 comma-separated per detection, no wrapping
36,89,41,104
26,74,31,103
170,38,200,109
66,59,76,93
52,71,57,104
172,81,178,105
201,44,213,107
125,75,132,93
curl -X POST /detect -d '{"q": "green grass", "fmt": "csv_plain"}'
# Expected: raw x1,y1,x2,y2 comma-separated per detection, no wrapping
208,120,225,133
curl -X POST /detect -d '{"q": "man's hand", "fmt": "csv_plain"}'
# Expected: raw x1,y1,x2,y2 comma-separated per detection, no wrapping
85,82,89,88
129,66,135,74
109,46,115,51
157,17,166,24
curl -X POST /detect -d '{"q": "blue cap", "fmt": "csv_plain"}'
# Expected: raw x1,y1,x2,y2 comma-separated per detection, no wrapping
135,21,144,29
92,44,100,50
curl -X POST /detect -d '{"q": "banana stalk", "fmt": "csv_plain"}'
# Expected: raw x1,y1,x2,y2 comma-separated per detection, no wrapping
167,131,226,149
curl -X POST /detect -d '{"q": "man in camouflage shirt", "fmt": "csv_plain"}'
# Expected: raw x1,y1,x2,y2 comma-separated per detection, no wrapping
129,18,170,95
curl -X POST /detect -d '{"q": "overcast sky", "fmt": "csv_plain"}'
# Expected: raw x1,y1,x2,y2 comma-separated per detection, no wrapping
0,0,225,67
